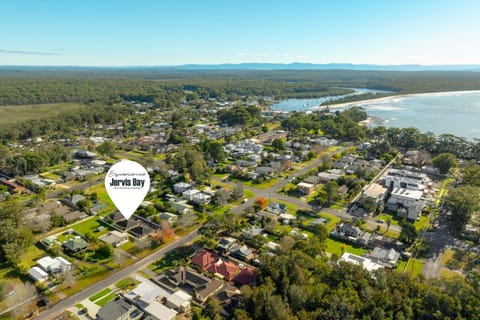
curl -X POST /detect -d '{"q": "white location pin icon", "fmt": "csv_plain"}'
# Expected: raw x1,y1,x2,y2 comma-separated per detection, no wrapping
105,160,150,220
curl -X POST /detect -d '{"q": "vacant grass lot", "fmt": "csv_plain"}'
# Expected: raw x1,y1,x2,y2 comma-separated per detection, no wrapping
0,103,86,125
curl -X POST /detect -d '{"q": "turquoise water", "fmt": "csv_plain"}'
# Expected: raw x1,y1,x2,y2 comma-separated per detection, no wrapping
272,88,388,112
274,90,480,140
354,91,480,140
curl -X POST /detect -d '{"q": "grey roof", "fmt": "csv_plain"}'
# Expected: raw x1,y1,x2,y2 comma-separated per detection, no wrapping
63,237,88,251
97,298,134,320
370,247,400,263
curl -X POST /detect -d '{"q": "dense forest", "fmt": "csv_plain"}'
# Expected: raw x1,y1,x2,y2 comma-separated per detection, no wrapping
3,69,480,106
233,251,480,320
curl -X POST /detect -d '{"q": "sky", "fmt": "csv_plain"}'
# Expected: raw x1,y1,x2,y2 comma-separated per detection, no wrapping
1,0,480,66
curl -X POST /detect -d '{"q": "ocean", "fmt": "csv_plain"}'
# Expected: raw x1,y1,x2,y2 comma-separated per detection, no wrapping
273,90,480,140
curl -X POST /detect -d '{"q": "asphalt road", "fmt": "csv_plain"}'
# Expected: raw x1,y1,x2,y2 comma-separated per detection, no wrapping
35,228,198,320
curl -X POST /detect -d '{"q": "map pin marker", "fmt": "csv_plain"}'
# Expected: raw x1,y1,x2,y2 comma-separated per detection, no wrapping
105,160,150,220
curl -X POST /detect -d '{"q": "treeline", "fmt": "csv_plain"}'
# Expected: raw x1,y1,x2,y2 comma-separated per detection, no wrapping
217,106,263,126
281,107,369,141
4,69,480,106
234,251,480,320
374,126,480,160
0,104,135,141
6,144,71,176
0,78,184,106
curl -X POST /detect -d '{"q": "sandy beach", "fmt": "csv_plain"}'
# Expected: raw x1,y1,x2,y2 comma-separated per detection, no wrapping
315,89,480,110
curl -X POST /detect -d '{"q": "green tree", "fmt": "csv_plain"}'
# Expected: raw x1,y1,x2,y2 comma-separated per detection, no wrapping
272,138,286,151
399,220,418,244
96,140,116,157
94,243,114,259
431,152,457,174
446,185,480,231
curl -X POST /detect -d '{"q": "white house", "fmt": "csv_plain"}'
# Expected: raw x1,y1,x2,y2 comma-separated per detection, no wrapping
340,252,383,272
28,266,49,282
166,290,192,312
182,189,200,201
144,302,177,320
191,192,211,205
362,183,388,205
55,256,72,272
386,188,425,220
173,182,192,194
37,256,61,273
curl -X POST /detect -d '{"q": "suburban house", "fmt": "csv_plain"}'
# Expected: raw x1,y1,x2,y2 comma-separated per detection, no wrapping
28,266,49,283
170,200,193,214
362,183,388,206
297,182,315,195
37,256,71,273
125,279,170,310
156,267,224,303
207,259,241,281
62,194,87,208
166,290,192,312
173,182,192,194
96,297,143,320
37,256,61,273
159,212,179,224
369,247,401,268
62,236,88,253
144,302,177,320
384,168,429,191
386,188,425,220
182,189,200,201
217,237,238,253
191,192,212,205
0,178,26,194
191,250,220,271
74,150,97,159
330,223,372,246
230,245,254,261
100,231,129,247
340,252,384,272
242,226,264,240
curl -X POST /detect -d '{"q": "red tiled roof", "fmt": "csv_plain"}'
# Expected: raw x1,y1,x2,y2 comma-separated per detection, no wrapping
191,250,219,270
233,267,256,286
207,260,240,281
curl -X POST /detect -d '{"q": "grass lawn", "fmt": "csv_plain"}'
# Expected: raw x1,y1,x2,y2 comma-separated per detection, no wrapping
115,277,140,290
96,292,117,306
319,212,341,232
325,238,367,256
396,260,408,272
440,268,464,279
0,103,87,126
85,184,114,208
89,288,112,301
414,215,430,232
119,240,136,252
375,213,400,226
72,217,111,238
361,223,400,239
403,258,424,277
243,178,281,189
441,248,455,265
41,172,62,180
17,244,46,270
149,246,195,273
244,189,255,199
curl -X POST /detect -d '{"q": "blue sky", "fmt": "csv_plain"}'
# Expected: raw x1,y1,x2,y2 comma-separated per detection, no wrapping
1,0,479,66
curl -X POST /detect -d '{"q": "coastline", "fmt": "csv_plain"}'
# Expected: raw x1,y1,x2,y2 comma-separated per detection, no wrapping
313,89,480,110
